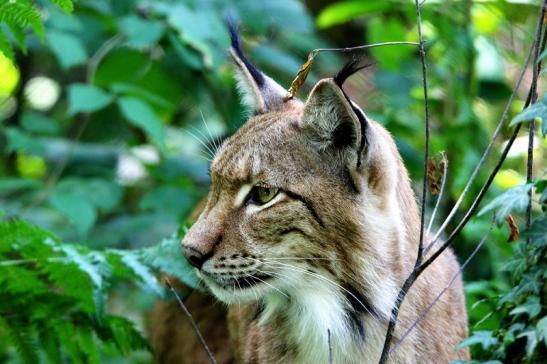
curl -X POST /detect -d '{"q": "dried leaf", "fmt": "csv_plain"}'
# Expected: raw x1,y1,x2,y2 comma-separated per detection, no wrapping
506,214,519,242
427,159,440,195
285,53,316,100
427,153,448,196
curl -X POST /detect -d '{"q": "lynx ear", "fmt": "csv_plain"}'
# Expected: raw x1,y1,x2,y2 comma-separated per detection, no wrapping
228,24,287,113
302,78,367,167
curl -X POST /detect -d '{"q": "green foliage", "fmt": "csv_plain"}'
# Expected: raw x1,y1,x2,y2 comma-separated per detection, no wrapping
0,0,74,60
510,94,547,136
478,184,533,225
460,210,547,363
0,218,197,362
0,0,545,362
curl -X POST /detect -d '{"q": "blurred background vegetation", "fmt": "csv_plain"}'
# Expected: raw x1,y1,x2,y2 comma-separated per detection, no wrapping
0,0,545,363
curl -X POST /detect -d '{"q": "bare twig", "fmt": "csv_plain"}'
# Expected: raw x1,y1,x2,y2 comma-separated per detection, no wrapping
377,2,547,363
526,21,547,238
165,278,218,364
285,41,419,100
390,217,495,353
414,0,431,268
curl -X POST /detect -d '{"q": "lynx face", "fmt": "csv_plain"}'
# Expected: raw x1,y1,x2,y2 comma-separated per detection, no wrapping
181,32,406,322
186,108,358,304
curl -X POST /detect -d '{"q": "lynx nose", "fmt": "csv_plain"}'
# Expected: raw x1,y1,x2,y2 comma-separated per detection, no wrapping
182,246,208,269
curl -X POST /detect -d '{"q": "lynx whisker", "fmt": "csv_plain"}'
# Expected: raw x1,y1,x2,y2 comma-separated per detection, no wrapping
247,272,289,298
189,126,217,158
200,109,222,155
261,257,340,261
256,268,298,291
184,128,215,160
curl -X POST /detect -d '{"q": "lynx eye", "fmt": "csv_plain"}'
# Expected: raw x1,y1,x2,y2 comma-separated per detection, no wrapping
246,185,280,205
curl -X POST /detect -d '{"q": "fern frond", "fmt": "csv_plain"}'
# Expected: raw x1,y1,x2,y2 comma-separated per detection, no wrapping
49,0,74,12
0,0,44,39
77,328,100,364
0,316,39,364
0,28,14,60
94,315,149,354
52,320,83,364
109,250,164,296
37,323,62,364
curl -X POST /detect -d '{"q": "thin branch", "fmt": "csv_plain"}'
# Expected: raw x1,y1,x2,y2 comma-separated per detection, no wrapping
390,217,495,353
309,41,420,55
377,3,547,363
526,21,547,238
425,153,448,239
285,41,419,100
165,278,218,364
414,0,431,268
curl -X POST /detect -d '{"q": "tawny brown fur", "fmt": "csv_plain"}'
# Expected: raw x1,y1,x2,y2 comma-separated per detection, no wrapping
150,44,469,363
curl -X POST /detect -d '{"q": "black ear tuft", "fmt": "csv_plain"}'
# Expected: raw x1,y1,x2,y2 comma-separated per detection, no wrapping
333,59,373,88
332,59,372,167
227,19,265,87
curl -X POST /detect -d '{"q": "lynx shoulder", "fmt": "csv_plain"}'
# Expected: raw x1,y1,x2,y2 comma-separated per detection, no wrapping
150,25,469,364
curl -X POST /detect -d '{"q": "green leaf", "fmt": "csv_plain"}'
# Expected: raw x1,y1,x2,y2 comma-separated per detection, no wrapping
118,96,165,150
140,235,201,289
456,330,498,351
54,177,122,212
525,215,547,247
139,185,195,217
118,16,165,48
516,330,538,358
67,84,113,115
0,178,42,195
510,296,541,318
49,191,97,237
537,316,547,345
5,127,45,154
46,30,87,69
21,111,60,134
317,1,396,28
510,94,547,136
478,184,533,225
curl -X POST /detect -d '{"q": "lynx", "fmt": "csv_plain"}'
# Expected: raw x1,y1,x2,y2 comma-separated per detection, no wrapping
151,25,469,364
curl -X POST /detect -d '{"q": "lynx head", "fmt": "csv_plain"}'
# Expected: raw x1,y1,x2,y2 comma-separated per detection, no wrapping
181,25,419,323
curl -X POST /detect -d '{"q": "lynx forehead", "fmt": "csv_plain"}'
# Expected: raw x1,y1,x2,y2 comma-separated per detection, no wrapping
174,24,469,364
